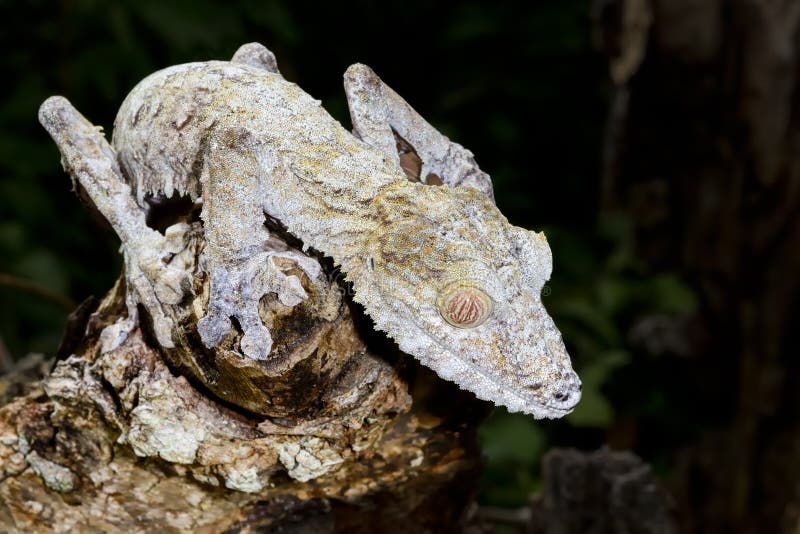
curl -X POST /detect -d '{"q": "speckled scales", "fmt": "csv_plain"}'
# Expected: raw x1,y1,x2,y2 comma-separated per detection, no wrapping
39,43,581,418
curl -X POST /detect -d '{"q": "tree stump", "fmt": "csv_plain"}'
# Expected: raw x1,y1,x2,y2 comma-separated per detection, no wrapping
0,226,487,533
0,51,492,533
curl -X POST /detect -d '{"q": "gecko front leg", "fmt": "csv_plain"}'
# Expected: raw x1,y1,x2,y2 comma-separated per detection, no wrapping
196,127,320,361
343,63,495,200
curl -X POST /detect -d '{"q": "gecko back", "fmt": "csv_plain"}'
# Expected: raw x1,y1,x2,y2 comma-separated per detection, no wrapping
92,44,582,418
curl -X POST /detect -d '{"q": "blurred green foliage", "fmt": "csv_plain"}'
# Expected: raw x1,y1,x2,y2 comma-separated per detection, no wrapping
0,0,698,509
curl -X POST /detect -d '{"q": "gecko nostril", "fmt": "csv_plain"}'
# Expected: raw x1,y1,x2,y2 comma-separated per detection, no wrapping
553,391,570,401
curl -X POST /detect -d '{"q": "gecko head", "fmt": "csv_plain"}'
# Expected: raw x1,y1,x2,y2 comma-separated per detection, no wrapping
351,183,581,419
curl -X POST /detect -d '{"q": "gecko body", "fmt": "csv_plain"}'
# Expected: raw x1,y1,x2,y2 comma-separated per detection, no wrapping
42,43,581,418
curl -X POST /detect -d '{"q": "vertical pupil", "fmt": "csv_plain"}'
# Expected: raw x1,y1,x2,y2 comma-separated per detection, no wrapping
436,282,492,328
439,285,491,328
449,291,480,325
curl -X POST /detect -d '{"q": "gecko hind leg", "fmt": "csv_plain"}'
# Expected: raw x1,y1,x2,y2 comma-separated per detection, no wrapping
196,127,320,361
343,63,495,200
39,97,189,348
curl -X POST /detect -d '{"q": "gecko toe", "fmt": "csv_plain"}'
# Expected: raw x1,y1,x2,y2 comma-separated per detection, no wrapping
197,305,231,348
239,319,273,361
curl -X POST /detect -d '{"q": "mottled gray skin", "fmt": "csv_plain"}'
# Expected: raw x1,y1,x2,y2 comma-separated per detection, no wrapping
43,43,581,418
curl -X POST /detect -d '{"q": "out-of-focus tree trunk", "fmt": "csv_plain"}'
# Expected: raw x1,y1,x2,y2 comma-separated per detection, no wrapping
595,0,800,531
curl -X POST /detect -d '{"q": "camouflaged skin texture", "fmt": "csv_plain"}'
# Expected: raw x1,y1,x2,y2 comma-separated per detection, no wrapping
39,43,581,418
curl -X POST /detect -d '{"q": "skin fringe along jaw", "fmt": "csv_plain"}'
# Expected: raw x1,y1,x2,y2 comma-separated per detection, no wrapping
350,184,581,418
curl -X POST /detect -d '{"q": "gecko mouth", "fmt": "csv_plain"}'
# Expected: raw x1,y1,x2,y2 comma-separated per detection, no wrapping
517,370,581,414
544,395,581,414
427,331,583,415
357,286,582,417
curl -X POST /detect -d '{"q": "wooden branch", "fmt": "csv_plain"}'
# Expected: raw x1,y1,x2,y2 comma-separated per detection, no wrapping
0,249,487,531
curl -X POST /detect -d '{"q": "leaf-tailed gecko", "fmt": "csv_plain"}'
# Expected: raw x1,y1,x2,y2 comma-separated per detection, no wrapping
39,43,581,418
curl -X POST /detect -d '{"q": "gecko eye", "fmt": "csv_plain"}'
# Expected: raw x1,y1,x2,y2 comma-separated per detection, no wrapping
437,281,493,328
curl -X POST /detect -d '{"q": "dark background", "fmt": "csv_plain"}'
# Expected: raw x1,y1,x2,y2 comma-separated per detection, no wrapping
1,1,798,532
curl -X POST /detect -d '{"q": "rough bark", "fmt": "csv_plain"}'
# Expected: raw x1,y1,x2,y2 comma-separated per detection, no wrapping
0,266,488,533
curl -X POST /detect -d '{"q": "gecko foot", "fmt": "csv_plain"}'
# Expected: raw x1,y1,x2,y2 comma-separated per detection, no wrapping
197,250,318,361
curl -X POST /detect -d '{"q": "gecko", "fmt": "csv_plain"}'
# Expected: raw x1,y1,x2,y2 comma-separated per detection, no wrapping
39,43,581,418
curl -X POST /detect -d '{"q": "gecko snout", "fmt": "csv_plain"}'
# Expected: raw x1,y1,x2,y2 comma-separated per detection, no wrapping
550,371,582,411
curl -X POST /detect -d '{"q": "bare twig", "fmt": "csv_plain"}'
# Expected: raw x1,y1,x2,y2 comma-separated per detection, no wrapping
0,273,75,311
0,335,12,374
